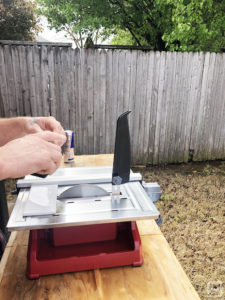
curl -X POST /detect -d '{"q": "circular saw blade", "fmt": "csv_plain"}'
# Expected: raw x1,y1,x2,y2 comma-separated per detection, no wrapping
57,184,109,199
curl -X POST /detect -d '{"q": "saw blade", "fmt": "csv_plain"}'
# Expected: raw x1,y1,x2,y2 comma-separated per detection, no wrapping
57,184,109,199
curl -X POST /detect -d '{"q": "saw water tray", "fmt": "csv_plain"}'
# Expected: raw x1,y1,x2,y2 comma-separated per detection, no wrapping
27,221,143,279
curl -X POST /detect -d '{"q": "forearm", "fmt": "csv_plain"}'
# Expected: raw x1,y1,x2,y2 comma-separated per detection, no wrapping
0,117,27,146
0,157,8,180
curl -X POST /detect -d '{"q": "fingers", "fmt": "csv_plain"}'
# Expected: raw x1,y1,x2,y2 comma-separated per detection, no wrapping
36,131,66,146
26,117,65,139
36,147,62,175
37,117,65,136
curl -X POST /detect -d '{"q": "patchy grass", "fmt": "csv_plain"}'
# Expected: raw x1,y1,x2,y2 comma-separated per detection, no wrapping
133,160,225,300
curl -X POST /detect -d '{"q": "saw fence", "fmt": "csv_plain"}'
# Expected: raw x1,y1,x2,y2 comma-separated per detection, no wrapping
0,43,224,164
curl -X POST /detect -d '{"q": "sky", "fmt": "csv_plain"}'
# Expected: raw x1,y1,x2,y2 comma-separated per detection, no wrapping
36,16,75,46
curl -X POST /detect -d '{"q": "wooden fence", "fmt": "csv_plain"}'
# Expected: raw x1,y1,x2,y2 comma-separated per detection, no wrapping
0,44,224,164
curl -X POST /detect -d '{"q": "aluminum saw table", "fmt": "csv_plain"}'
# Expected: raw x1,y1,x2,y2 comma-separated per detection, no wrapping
0,154,200,300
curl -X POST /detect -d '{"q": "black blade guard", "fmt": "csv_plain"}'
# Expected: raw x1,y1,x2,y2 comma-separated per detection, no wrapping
112,111,131,185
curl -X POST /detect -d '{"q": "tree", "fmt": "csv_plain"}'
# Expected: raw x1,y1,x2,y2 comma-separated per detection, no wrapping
163,0,225,52
0,0,40,41
38,0,115,48
38,0,225,52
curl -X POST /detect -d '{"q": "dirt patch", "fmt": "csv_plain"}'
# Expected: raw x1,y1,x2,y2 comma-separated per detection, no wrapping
134,160,225,299
4,161,225,299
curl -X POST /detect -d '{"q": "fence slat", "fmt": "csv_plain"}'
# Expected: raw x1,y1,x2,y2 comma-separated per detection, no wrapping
0,47,9,117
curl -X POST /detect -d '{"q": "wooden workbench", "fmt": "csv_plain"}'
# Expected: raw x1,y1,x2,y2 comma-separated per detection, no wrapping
0,154,200,300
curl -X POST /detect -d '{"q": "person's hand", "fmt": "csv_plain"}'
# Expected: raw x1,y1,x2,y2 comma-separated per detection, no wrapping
0,117,65,147
0,131,66,180
24,117,65,142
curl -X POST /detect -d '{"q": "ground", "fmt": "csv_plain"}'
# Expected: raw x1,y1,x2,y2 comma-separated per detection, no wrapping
4,160,225,299
133,160,225,300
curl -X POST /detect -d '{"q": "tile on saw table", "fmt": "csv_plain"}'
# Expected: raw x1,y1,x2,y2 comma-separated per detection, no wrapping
23,185,57,217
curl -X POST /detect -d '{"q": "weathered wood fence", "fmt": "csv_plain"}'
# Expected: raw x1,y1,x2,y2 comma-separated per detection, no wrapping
0,44,224,164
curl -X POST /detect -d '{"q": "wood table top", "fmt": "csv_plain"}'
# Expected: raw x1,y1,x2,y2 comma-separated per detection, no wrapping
0,154,200,300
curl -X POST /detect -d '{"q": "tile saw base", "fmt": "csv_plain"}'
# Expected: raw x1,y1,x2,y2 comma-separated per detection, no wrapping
26,221,143,279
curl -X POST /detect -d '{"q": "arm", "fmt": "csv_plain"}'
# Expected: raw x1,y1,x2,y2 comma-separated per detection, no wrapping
0,131,66,180
0,117,27,146
0,116,65,146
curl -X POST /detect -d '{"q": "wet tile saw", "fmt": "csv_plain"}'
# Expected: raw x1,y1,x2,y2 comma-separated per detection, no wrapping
7,112,160,279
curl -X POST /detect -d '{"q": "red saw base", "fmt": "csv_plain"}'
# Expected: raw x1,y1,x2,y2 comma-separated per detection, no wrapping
26,221,143,279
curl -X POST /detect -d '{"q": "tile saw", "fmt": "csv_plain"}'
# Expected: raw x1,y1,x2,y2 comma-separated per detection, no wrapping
7,111,160,278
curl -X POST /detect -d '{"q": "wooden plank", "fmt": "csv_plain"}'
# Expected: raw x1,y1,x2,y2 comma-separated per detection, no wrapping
0,40,72,47
171,52,184,163
59,47,69,128
189,52,205,159
86,49,94,154
0,46,9,117
93,49,101,154
162,52,175,163
10,45,22,116
48,46,57,117
137,52,149,162
79,48,86,152
18,46,31,116
111,50,120,152
183,52,198,162
53,47,61,124
164,52,177,163
199,53,216,160
132,51,143,162
78,49,86,153
0,226,200,300
99,50,107,154
68,47,76,148
176,52,190,163
137,219,161,236
3,45,18,117
205,52,218,160
105,50,113,153
117,51,125,116
147,51,160,164
40,46,49,116
153,51,165,164
192,52,210,161
143,52,154,163
213,54,225,158
158,51,171,164
26,46,38,116
167,52,182,163
123,51,132,112
128,51,137,162
74,48,82,154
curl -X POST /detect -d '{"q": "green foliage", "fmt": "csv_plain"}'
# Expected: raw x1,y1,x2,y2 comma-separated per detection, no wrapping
37,0,116,47
163,0,225,52
0,0,40,41
111,29,134,45
202,164,212,176
160,193,173,201
37,0,225,51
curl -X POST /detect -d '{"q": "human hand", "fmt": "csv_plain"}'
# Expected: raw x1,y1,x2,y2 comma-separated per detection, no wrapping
24,117,65,142
0,117,65,147
0,131,66,179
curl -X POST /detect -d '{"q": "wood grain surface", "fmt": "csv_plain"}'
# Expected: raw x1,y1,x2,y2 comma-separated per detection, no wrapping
0,155,200,300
